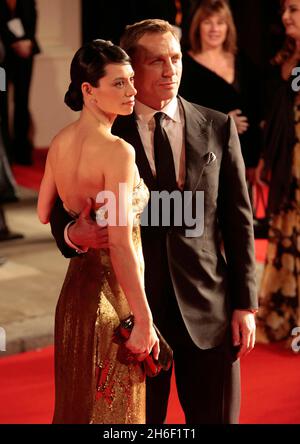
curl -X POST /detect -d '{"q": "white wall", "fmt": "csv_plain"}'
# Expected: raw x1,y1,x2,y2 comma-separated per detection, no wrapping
30,0,82,148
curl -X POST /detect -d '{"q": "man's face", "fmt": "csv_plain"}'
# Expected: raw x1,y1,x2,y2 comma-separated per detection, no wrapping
132,31,182,110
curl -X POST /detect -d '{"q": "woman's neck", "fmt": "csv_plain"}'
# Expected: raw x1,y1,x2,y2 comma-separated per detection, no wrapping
192,45,226,60
189,46,234,83
295,39,300,54
290,41,300,64
80,105,116,132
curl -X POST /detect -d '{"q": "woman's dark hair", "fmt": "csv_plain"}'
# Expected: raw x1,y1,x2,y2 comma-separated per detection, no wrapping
65,39,131,111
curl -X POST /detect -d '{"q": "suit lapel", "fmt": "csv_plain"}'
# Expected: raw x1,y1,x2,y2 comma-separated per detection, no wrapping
179,97,212,194
113,114,156,190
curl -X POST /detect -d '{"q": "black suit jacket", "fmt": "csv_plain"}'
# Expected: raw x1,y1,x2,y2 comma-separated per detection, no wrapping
50,97,258,349
0,0,40,54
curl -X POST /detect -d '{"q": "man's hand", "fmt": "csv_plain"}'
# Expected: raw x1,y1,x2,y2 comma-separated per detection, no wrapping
11,39,33,58
231,310,256,359
68,198,109,250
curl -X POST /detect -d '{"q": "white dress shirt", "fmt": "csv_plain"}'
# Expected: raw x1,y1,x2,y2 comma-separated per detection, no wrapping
135,97,186,190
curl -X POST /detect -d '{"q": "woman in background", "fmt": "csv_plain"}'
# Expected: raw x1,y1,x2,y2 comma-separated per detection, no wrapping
255,0,300,346
179,0,262,174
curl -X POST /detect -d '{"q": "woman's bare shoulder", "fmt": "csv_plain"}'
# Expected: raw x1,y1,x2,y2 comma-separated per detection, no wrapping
48,122,77,154
84,132,135,160
112,137,135,156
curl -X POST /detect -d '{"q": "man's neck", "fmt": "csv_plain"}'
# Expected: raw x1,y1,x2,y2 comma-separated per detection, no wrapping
134,96,180,123
135,98,173,112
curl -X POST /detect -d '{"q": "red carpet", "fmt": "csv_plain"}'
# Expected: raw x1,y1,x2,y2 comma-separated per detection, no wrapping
12,148,48,192
0,344,299,424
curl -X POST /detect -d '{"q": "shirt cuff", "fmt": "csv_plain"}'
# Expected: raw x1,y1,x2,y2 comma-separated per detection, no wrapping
238,309,259,314
64,221,88,254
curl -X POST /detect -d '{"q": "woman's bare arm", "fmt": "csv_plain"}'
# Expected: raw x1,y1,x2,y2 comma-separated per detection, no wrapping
102,138,158,358
37,146,58,224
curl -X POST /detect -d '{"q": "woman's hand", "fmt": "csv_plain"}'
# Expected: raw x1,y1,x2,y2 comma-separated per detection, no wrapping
229,109,249,134
125,320,160,362
254,158,265,186
246,167,256,185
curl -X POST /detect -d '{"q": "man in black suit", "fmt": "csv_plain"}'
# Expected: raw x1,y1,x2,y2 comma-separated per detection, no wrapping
0,0,40,165
50,19,257,424
0,30,23,242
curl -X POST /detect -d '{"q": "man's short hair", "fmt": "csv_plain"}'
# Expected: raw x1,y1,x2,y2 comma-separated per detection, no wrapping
120,19,179,58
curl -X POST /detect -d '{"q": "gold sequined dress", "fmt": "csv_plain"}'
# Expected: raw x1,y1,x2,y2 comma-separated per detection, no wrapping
52,178,149,424
256,104,300,343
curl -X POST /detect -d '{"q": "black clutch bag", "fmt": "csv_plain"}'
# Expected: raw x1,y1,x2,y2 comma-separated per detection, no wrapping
113,315,173,377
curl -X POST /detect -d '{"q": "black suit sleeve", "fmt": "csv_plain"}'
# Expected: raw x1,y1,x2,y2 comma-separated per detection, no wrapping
49,197,79,259
20,0,38,41
0,2,14,47
218,116,258,310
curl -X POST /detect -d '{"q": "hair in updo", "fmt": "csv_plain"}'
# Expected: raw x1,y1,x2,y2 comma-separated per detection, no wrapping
64,39,131,111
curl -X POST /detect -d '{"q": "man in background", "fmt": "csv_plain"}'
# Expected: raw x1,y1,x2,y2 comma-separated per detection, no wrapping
0,0,40,165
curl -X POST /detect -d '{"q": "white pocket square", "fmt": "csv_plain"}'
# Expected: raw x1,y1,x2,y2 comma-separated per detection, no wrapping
205,152,217,165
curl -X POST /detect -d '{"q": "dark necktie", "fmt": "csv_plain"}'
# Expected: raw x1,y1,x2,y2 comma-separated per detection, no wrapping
153,112,178,192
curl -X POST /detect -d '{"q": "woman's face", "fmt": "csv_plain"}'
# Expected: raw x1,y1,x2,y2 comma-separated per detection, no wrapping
86,63,137,116
282,0,300,40
199,13,228,51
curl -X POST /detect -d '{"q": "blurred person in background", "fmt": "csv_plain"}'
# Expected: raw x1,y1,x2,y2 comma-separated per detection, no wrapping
0,30,23,245
0,0,40,165
180,0,283,68
255,0,300,346
179,0,262,183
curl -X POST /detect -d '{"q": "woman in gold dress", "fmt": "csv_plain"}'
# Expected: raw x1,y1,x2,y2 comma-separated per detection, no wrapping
255,0,300,346
37,40,159,423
